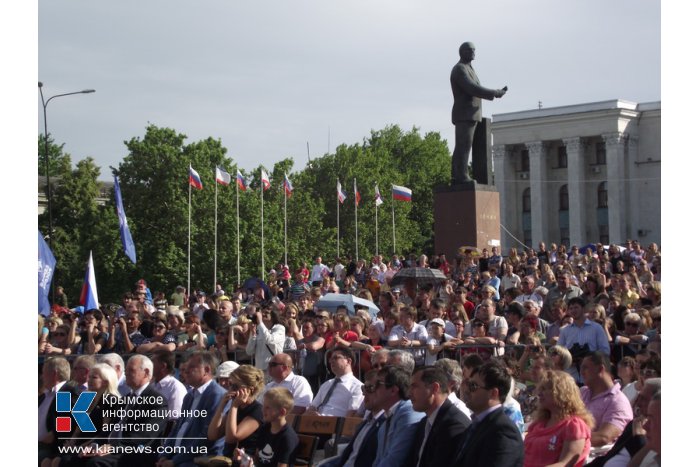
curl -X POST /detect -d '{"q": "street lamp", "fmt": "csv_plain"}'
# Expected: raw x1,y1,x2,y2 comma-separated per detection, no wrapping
38,82,95,251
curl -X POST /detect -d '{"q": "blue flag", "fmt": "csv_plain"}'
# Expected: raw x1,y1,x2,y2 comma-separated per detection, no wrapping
38,231,56,316
114,175,137,263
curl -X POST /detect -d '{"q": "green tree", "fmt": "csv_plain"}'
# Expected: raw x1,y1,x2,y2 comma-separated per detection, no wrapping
38,134,72,176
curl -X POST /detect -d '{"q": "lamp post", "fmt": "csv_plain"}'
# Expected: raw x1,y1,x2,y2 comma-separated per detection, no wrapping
38,82,95,251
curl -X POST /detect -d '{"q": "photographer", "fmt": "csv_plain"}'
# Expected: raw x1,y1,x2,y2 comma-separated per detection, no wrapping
245,304,285,380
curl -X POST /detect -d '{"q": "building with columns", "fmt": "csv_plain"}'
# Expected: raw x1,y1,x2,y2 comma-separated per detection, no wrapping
491,99,660,250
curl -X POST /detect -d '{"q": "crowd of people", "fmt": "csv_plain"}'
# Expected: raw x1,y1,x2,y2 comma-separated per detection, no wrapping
38,240,661,466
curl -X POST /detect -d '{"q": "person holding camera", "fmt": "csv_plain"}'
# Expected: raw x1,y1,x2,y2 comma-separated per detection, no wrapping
245,305,285,380
557,296,610,384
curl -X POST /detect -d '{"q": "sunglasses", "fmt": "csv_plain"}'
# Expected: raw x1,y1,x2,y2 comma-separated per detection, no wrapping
268,362,286,368
466,381,489,392
472,323,485,328
54,332,67,336
624,322,639,327
361,383,379,394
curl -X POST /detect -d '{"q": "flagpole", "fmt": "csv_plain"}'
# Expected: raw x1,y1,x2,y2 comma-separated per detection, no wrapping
337,178,340,259
214,175,218,293
188,177,192,297
261,171,265,279
284,179,288,267
391,194,396,255
354,178,358,261
375,185,379,257
236,179,240,289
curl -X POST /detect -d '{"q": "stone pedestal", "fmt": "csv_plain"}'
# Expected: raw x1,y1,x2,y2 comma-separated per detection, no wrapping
433,183,501,258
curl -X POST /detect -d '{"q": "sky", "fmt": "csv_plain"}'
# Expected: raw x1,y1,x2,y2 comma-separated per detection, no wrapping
36,0,662,179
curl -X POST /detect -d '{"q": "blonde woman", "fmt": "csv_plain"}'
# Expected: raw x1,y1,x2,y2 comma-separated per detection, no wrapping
207,365,265,460
45,363,121,467
524,370,594,467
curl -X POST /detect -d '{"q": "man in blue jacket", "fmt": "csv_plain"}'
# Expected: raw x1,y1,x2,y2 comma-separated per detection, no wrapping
372,366,425,467
156,351,227,467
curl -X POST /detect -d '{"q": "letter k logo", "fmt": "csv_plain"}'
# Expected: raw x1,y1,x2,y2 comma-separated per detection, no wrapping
55,391,97,433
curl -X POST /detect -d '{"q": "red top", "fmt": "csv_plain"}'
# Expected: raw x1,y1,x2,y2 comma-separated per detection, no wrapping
324,330,359,349
524,416,591,467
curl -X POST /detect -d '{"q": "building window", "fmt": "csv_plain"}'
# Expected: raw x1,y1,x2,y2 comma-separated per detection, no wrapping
520,149,530,172
559,185,569,211
595,142,606,165
599,224,609,245
557,146,568,168
522,188,531,213
597,182,608,208
523,230,532,247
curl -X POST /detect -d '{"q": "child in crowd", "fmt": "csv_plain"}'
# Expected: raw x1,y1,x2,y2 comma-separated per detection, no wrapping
237,387,299,467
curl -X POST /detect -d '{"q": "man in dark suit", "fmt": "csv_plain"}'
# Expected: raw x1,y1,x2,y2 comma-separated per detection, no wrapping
323,369,386,467
156,351,227,466
450,41,507,184
450,360,523,467
409,367,471,467
86,354,169,467
39,357,81,464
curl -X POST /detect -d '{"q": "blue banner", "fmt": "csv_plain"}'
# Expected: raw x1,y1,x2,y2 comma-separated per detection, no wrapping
38,231,56,316
114,175,137,264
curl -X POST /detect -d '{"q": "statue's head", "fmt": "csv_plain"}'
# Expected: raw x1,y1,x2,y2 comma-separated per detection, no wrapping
459,42,476,61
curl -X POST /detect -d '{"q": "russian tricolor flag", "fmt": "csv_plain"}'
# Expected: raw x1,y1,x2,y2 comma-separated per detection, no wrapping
79,251,99,311
189,165,203,190
392,184,412,202
215,166,231,186
284,173,294,198
261,169,271,191
337,180,347,204
236,170,247,191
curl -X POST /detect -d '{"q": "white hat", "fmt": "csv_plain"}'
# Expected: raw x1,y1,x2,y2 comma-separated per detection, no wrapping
216,361,240,379
429,318,446,327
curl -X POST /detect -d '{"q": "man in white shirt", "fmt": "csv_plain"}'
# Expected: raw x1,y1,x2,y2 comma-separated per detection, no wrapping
311,256,331,286
151,349,188,422
306,347,363,417
514,276,544,308
500,263,522,294
388,307,428,365
261,353,313,414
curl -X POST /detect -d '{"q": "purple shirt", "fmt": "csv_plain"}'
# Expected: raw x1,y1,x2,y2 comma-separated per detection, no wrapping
580,382,633,432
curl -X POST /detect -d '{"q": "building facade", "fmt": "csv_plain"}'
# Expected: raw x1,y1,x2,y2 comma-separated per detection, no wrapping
491,99,660,251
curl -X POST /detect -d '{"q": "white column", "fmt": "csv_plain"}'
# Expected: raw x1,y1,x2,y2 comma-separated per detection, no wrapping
563,137,586,246
493,144,509,248
527,141,547,246
603,132,628,243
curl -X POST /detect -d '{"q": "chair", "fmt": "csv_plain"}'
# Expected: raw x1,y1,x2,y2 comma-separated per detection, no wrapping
286,412,299,431
339,416,364,437
295,414,341,437
294,434,319,467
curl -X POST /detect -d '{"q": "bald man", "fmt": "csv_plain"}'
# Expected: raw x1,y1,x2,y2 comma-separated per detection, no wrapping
260,353,314,413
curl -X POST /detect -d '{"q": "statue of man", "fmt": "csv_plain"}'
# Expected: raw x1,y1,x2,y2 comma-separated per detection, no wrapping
450,42,507,184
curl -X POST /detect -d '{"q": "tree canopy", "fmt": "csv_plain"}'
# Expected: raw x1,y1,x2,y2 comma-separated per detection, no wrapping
39,123,451,305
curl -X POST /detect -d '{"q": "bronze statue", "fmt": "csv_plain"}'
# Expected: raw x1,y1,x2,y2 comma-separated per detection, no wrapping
450,42,507,184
